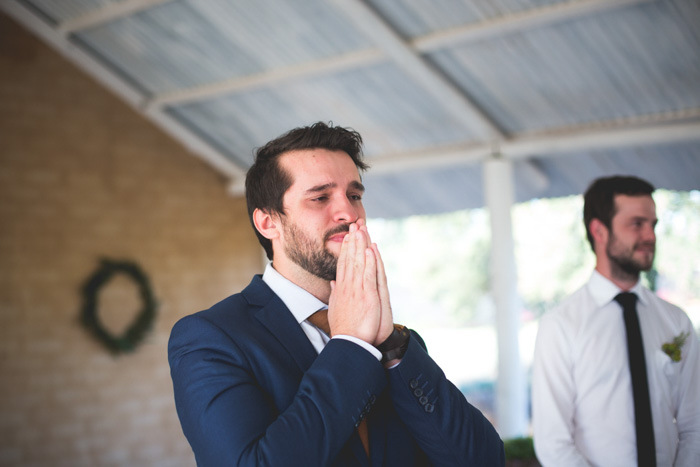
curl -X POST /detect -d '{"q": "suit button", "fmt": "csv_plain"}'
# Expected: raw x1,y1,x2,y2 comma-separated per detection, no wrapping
419,396,428,405
409,379,418,389
413,388,423,397
369,394,377,404
424,403,434,413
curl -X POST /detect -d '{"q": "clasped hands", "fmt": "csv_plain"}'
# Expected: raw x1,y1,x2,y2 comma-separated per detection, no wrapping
328,219,394,347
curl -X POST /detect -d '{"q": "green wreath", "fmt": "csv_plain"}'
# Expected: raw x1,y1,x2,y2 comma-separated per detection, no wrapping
80,259,157,354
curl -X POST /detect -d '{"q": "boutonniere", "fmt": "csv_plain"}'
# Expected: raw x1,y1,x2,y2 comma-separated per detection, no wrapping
661,332,690,362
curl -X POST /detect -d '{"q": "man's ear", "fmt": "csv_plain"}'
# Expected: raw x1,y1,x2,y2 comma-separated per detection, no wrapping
253,208,281,240
589,218,608,249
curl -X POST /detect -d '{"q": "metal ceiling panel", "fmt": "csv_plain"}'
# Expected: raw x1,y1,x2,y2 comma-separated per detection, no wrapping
166,61,484,167
21,0,116,24
366,0,568,38
522,141,700,198
363,163,485,218
365,140,700,218
70,0,375,95
4,0,699,218
427,0,700,134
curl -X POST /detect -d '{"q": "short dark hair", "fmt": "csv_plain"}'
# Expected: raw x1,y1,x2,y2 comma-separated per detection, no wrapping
245,122,369,260
583,175,655,251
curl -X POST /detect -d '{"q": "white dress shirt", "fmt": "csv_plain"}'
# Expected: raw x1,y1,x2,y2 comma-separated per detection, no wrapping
262,263,381,360
532,270,700,467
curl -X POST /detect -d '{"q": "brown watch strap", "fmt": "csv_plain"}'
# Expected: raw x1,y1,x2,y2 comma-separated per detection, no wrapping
377,324,410,363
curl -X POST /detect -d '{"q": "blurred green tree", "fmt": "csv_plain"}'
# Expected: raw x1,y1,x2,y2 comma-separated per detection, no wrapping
371,190,699,327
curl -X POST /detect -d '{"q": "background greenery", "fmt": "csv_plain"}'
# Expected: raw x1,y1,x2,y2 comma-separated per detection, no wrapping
369,190,700,329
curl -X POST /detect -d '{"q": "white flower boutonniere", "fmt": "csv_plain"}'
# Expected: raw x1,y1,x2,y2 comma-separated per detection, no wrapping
661,332,690,362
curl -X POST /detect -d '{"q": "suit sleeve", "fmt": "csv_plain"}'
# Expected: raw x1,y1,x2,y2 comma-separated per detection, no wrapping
168,314,387,467
387,331,505,466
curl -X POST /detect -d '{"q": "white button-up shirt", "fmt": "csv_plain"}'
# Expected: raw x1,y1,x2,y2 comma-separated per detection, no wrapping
262,263,381,360
532,270,700,466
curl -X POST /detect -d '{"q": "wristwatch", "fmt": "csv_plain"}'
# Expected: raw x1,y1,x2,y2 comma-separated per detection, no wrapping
376,324,410,364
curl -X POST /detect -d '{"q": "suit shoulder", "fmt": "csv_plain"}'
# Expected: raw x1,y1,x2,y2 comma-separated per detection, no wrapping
178,275,270,319
170,276,274,340
173,291,247,330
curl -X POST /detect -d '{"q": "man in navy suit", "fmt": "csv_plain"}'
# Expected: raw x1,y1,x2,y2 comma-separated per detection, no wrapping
168,122,504,466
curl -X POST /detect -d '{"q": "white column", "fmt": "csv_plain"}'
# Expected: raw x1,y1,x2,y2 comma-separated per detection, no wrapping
483,156,528,438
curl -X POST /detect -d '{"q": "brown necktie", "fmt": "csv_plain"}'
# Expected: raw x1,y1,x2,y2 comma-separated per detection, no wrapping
615,292,656,467
307,308,370,457
307,308,330,335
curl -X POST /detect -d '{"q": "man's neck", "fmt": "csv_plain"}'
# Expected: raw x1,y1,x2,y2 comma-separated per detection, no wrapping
594,263,638,292
271,260,332,303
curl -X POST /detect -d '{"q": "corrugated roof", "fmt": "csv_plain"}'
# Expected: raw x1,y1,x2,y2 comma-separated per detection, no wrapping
4,0,700,217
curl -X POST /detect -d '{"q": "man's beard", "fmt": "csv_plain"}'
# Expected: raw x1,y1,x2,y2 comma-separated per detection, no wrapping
606,232,655,281
283,220,349,281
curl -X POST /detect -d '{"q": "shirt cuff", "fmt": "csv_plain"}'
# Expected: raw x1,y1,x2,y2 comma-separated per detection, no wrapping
331,335,382,361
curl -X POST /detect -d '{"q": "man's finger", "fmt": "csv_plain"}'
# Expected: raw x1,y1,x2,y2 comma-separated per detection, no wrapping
363,247,378,296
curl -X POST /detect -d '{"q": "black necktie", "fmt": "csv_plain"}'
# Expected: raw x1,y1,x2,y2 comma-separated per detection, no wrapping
615,292,656,467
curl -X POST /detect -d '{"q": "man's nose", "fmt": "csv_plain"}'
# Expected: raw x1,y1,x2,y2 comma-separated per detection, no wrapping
332,196,360,224
642,224,656,243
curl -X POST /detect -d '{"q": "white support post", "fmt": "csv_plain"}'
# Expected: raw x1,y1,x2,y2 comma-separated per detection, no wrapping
483,156,528,439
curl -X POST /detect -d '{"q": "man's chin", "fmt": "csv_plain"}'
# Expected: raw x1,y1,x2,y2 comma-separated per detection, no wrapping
324,243,342,258
635,252,655,271
310,263,337,282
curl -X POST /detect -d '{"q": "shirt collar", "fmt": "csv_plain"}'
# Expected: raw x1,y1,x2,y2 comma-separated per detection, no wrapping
588,269,647,308
261,263,327,324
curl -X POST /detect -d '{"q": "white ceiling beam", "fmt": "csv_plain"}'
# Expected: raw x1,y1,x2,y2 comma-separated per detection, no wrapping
367,144,489,175
330,0,506,141
0,0,247,184
147,49,385,109
504,119,700,159
57,0,174,34
367,119,700,175
149,0,653,110
414,0,654,52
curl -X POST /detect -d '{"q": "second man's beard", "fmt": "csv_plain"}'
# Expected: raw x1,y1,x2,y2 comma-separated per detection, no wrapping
606,241,654,282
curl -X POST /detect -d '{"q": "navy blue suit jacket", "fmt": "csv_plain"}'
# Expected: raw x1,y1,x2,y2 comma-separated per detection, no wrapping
168,276,504,466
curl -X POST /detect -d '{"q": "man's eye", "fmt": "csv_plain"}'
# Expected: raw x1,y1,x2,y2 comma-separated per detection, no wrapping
312,196,328,202
349,194,362,201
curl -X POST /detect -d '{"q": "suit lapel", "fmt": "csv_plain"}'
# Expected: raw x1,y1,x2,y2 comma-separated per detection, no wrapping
243,276,318,372
242,276,386,466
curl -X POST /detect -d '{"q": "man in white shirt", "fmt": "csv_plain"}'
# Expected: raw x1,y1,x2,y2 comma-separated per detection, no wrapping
532,175,700,466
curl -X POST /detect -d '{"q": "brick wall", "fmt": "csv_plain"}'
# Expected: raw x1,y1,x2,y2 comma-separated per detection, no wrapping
0,12,262,466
